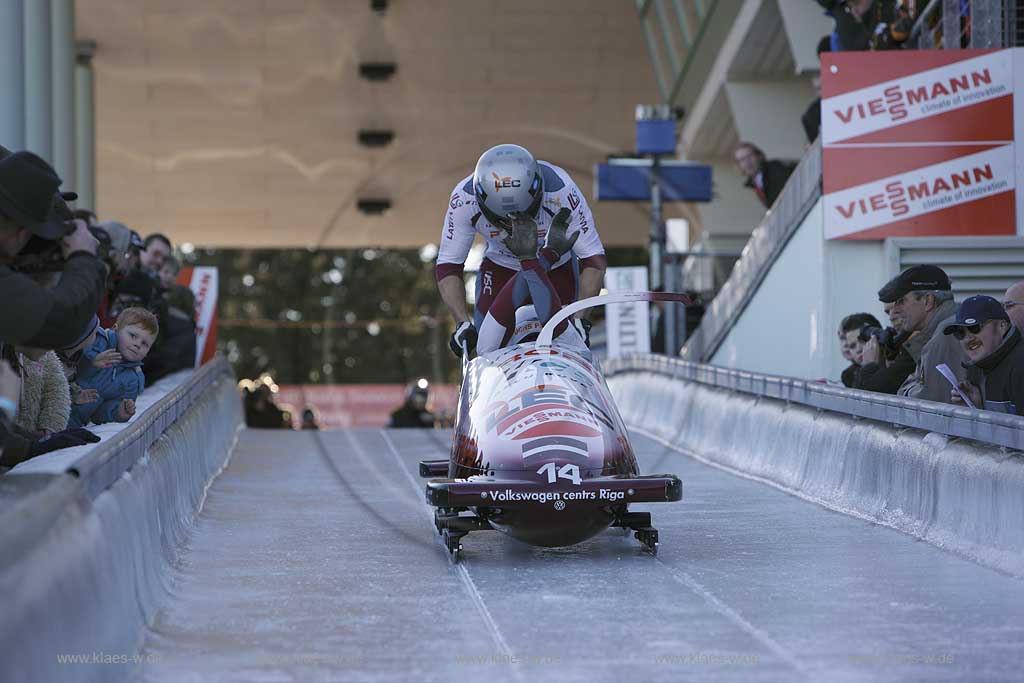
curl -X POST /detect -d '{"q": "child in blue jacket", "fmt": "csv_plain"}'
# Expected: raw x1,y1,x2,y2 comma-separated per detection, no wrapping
69,307,159,428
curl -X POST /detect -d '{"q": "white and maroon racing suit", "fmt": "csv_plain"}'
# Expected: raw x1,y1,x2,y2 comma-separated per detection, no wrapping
435,161,607,328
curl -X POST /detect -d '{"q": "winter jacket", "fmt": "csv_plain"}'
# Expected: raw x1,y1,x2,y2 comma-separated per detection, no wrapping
856,347,915,395
963,326,1024,415
15,351,71,434
69,328,145,427
0,251,107,349
898,300,965,403
143,306,196,384
745,160,796,208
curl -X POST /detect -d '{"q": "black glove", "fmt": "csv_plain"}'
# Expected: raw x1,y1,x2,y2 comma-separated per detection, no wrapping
579,318,592,348
28,428,101,457
449,321,478,358
501,212,539,261
544,207,579,258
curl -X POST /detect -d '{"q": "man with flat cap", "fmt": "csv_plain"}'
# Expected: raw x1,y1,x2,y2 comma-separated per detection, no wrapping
944,295,1024,415
0,149,105,350
876,265,965,403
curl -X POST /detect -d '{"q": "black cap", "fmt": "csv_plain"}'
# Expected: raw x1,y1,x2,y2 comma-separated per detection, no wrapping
942,295,1010,335
878,265,951,303
0,151,75,239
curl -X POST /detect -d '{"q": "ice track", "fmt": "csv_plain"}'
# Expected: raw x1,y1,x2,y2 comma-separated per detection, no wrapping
131,428,1024,682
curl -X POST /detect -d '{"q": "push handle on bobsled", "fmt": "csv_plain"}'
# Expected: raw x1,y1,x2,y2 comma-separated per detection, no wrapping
535,291,692,348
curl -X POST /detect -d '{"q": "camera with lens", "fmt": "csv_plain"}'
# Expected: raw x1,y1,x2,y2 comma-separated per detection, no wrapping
858,324,910,361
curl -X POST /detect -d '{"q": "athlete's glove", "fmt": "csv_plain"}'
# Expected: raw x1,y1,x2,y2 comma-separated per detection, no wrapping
579,318,592,348
449,321,478,358
544,207,579,258
501,212,539,261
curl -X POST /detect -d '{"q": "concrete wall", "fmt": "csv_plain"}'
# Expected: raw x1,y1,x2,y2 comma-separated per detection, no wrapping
709,198,888,381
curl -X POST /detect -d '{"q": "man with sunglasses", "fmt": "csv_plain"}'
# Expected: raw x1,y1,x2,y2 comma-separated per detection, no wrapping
1003,281,1024,332
436,144,607,357
878,265,965,403
943,295,1024,415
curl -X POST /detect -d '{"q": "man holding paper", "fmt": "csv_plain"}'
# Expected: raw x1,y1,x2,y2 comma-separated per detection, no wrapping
943,296,1024,416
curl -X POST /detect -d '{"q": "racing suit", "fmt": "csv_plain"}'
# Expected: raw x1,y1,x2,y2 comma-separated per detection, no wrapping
436,162,607,328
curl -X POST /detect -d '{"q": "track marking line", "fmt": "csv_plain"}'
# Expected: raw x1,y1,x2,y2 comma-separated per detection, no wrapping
656,560,808,675
381,430,523,679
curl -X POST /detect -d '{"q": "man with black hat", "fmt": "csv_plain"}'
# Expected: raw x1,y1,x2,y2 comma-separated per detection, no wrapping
877,264,965,403
0,150,106,350
944,296,1024,415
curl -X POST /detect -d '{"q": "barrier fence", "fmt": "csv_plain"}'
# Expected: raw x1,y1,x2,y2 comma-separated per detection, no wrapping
604,353,1024,578
0,357,243,683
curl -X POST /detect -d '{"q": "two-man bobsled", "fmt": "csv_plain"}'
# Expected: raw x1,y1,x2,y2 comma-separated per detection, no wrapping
419,291,688,562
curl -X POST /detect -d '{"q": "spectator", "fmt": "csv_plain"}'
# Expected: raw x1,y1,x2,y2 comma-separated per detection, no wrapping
0,359,20,464
141,233,172,276
300,407,320,430
733,142,796,208
93,220,144,327
110,269,157,321
944,296,1024,415
243,383,288,429
837,312,881,387
69,307,158,428
144,284,197,384
389,384,435,428
159,255,182,290
12,347,71,436
1002,281,1024,332
0,150,105,350
878,265,964,402
855,300,915,394
802,36,831,144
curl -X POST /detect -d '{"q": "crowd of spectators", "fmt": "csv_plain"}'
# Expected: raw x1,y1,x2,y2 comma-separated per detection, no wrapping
0,146,199,473
837,265,1024,416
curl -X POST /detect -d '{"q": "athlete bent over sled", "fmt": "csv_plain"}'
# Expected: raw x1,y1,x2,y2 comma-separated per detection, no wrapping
436,144,607,357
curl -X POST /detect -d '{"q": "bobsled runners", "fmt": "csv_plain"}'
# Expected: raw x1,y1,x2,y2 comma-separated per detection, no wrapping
420,291,688,562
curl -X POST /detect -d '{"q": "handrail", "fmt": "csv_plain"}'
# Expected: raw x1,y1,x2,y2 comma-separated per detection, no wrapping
69,356,234,499
681,137,822,363
604,353,1024,452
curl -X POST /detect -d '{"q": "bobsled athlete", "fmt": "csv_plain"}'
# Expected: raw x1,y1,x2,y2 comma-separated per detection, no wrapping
475,212,589,356
436,144,607,357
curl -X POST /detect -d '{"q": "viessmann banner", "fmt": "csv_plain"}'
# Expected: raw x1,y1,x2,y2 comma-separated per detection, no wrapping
821,49,1022,240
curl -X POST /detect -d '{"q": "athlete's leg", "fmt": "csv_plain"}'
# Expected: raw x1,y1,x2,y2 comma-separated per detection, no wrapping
473,258,517,329
546,256,580,305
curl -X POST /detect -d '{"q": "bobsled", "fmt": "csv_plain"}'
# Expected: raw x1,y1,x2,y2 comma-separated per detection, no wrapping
420,292,687,561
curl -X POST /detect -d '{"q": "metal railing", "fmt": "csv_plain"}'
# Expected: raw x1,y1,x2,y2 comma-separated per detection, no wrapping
911,0,1021,49
604,353,1024,452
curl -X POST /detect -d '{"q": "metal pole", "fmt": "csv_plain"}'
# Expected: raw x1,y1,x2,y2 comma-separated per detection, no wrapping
649,156,664,293
75,41,96,211
0,0,25,150
24,0,53,160
664,254,678,354
50,0,76,187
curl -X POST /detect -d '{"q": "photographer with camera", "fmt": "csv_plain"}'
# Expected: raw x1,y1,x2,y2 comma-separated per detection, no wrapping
838,313,881,387
0,150,107,469
855,303,915,394
872,265,964,403
0,151,106,350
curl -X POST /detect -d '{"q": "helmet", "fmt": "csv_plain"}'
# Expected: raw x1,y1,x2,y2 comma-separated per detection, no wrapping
472,144,544,226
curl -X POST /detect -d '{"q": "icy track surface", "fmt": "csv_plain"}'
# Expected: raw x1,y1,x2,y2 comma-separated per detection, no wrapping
132,428,1024,682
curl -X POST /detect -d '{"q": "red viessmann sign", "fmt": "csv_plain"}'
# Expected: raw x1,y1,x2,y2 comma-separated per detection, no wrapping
821,49,1021,240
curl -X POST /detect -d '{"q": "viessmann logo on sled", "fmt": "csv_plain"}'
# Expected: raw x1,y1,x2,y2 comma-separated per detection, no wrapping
824,146,1014,238
822,52,1012,143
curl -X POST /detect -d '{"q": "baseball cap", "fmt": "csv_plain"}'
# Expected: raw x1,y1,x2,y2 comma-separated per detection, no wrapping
878,265,951,303
942,295,1010,335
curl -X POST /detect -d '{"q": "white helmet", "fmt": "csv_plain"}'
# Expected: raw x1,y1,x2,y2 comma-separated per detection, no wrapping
472,144,544,226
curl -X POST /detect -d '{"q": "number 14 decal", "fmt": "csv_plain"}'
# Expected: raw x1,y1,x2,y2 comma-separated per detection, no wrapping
537,462,581,485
